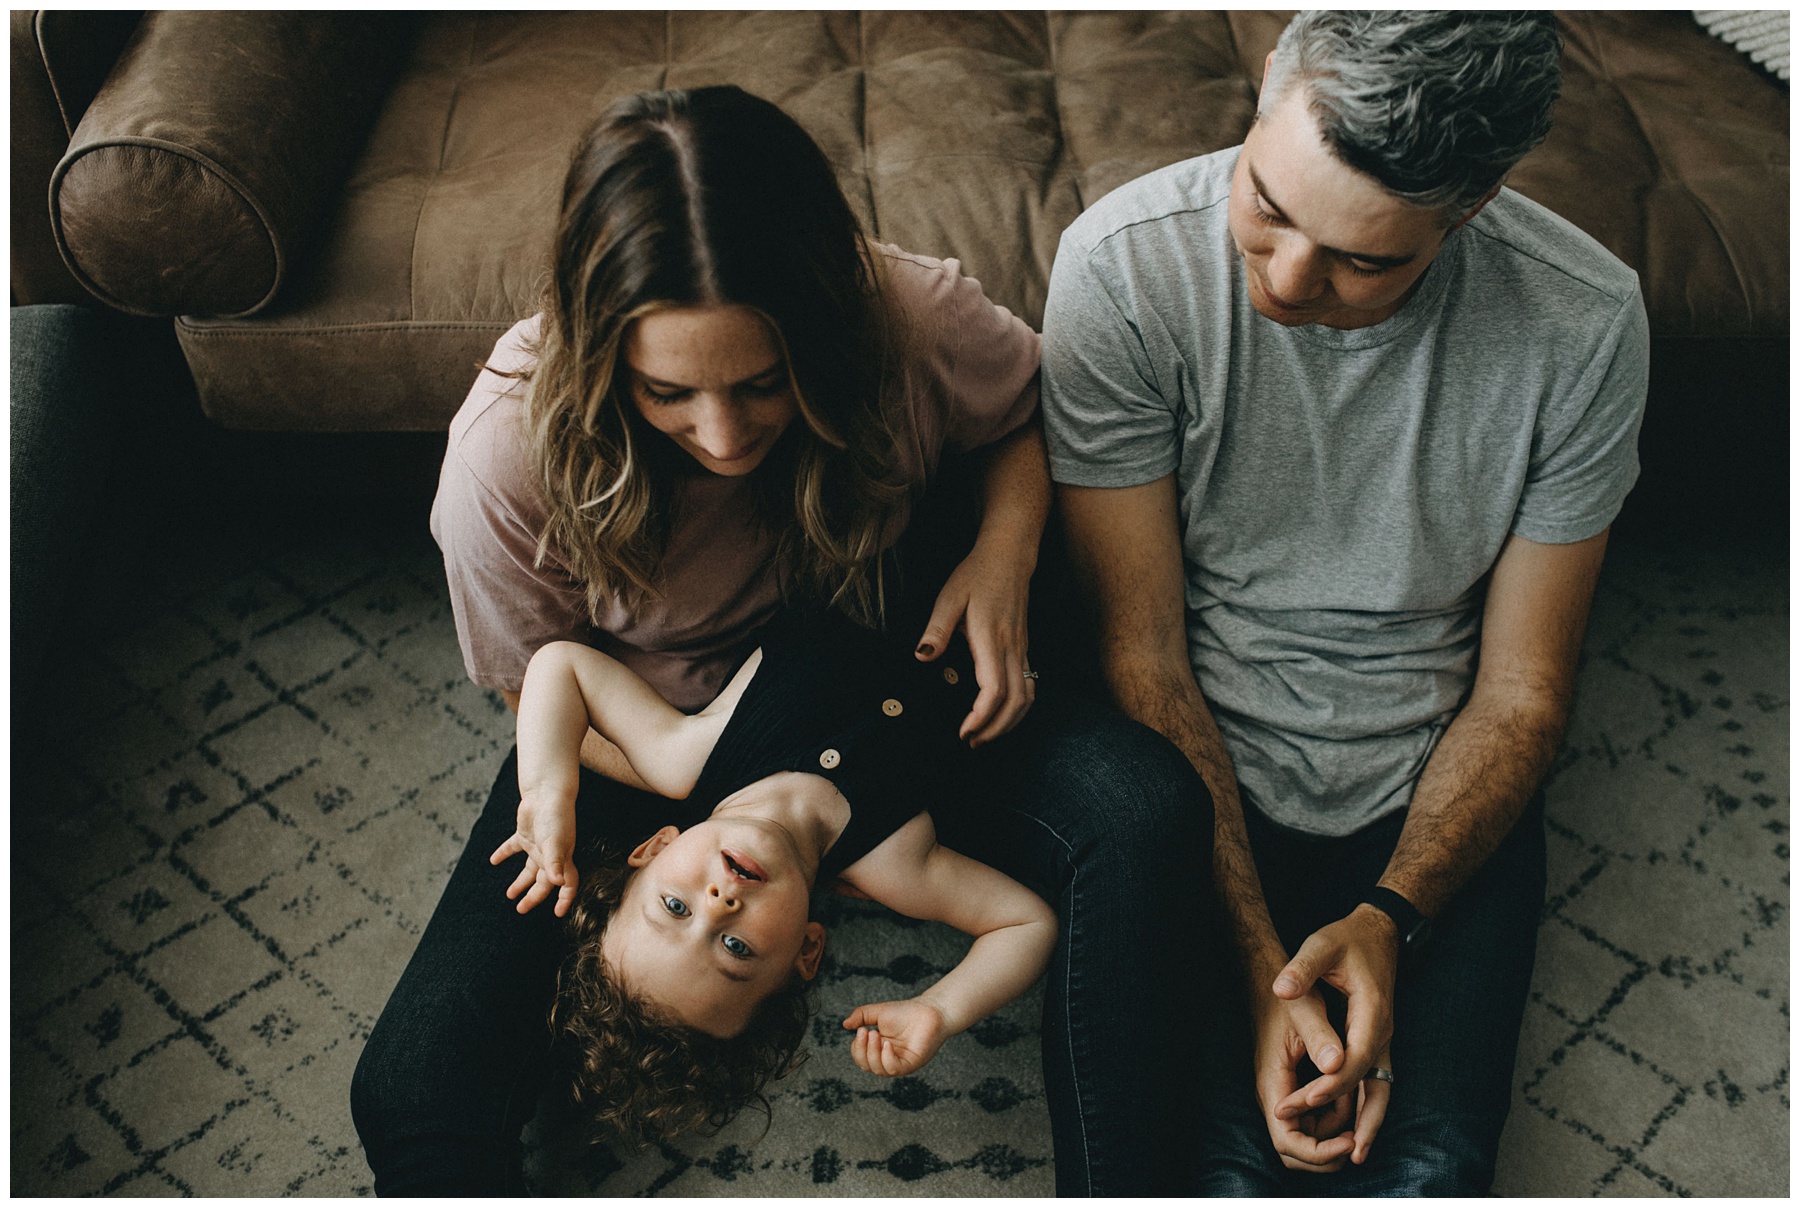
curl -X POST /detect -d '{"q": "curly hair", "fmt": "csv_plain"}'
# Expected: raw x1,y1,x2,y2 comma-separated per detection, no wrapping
548,849,815,1146
1261,11,1564,216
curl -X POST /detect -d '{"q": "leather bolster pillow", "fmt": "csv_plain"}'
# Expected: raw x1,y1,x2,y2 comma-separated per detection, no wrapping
50,11,414,319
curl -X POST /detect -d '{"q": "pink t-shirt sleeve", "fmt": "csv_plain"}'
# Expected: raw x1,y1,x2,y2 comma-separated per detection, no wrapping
876,245,1041,473
429,316,594,693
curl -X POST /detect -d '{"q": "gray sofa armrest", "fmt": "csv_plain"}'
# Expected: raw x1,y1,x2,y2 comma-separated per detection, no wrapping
50,11,416,319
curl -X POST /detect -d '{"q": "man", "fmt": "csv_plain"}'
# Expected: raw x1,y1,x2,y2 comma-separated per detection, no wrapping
1040,11,1647,1195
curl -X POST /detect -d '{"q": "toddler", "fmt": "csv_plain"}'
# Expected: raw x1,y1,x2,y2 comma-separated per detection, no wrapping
490,612,1056,1142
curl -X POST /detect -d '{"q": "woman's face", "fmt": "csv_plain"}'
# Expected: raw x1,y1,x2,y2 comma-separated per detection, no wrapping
623,304,800,476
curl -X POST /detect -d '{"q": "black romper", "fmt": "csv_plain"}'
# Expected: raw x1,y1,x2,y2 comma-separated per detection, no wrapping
683,610,981,884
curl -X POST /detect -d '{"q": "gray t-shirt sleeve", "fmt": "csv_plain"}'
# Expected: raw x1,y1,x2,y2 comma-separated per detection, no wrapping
1040,238,1180,489
1511,287,1650,544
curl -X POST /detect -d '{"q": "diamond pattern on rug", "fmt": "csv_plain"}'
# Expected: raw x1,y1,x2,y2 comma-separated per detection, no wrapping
9,506,1787,1196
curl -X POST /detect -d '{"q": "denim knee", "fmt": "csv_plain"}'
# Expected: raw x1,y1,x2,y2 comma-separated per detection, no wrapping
1345,1121,1494,1197
349,1020,406,1158
1031,697,1213,865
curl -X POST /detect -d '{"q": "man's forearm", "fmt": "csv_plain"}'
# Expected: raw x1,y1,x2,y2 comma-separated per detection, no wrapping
1381,530,1606,918
1380,693,1564,917
1104,653,1288,981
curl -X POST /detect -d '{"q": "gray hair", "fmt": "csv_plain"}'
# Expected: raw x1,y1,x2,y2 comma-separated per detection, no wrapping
1260,11,1563,216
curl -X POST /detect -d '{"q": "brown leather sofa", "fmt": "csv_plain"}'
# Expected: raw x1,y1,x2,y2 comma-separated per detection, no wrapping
12,11,1789,492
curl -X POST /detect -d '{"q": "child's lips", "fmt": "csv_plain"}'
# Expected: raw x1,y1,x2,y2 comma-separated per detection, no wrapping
721,848,767,882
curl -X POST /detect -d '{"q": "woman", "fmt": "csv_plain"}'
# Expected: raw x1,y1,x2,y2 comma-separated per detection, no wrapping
350,85,1214,1197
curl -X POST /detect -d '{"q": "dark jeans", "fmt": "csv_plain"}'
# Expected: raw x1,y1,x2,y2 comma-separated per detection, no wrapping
350,686,1216,1196
1193,795,1547,1196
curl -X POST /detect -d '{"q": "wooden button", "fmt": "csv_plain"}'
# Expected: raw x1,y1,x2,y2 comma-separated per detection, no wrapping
942,667,959,686
819,748,841,769
882,698,903,717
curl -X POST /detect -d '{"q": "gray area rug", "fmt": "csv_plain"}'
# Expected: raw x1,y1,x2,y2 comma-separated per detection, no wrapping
10,500,1788,1196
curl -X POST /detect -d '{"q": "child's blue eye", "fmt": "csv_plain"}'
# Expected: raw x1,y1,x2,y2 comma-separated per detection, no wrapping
722,935,751,959
662,896,690,918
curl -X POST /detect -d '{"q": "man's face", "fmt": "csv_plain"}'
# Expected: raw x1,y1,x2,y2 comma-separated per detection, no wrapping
1228,88,1456,331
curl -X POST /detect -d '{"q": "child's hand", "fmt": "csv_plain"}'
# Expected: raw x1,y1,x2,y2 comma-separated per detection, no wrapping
843,999,949,1077
487,787,579,917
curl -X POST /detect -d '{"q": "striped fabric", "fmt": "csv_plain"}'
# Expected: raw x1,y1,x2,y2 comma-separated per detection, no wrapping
1694,9,1790,79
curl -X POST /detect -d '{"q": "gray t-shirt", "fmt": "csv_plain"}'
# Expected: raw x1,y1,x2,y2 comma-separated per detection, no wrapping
1041,147,1649,837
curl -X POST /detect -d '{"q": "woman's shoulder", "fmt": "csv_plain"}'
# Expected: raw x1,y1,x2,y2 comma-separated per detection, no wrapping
443,314,546,511
866,242,1040,450
869,242,986,320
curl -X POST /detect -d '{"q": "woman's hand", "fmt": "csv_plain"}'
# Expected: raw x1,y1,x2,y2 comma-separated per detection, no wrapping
488,787,579,917
915,540,1036,747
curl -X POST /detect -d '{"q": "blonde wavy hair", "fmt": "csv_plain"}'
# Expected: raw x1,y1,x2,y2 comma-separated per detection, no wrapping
523,87,910,629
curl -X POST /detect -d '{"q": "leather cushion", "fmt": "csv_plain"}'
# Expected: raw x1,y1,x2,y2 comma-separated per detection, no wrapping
50,11,412,318
173,11,1786,431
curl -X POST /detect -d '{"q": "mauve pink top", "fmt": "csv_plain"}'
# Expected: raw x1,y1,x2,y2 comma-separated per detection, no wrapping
430,244,1041,711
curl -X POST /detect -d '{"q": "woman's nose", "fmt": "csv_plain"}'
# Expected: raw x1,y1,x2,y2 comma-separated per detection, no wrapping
693,398,751,457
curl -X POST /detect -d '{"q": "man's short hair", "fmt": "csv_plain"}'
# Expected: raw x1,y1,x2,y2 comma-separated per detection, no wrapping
1261,11,1564,216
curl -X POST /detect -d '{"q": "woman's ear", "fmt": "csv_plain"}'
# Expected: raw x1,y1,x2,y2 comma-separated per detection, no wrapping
626,825,681,867
794,921,827,981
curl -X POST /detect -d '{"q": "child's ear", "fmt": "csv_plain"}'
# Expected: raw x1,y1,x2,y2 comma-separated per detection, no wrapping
626,826,680,868
794,921,826,981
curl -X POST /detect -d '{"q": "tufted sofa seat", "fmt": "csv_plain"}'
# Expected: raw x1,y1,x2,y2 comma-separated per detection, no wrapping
14,11,1790,433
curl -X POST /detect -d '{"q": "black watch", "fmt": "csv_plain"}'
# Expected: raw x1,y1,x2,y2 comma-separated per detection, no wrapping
1361,886,1433,957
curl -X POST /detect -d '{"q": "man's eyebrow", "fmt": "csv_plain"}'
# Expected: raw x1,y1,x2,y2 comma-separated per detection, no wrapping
715,962,757,984
1248,165,1417,269
639,361,785,390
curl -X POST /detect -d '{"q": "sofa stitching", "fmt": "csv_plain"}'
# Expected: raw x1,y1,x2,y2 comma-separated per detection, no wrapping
1044,12,1081,215
407,19,472,326
34,11,77,140
175,318,514,336
1221,10,1246,95
858,12,874,239
1581,13,1752,330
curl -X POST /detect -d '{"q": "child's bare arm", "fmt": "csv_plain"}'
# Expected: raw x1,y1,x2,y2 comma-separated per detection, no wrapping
837,814,1056,1076
517,641,759,800
491,642,759,916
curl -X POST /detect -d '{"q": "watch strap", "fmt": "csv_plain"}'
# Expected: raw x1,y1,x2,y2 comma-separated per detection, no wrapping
1361,886,1430,946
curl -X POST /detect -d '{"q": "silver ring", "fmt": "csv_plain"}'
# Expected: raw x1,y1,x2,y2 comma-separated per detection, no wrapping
1368,1067,1394,1084
1022,670,1040,680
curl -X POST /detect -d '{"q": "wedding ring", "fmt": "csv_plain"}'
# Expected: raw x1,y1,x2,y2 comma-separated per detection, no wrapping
1022,670,1040,680
1369,1067,1395,1084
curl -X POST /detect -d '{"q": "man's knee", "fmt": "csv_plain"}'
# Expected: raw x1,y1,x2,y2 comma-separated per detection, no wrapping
1346,1119,1497,1196
1031,696,1213,846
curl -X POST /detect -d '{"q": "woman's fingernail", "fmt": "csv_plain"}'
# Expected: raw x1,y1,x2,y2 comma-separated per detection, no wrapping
1319,1045,1341,1066
916,643,935,657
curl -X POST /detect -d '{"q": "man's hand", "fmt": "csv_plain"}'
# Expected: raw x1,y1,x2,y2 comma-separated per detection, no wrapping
844,999,951,1077
1252,979,1356,1171
1267,905,1399,1135
488,786,579,917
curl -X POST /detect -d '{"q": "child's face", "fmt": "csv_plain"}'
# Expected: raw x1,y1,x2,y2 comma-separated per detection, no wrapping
600,819,825,1038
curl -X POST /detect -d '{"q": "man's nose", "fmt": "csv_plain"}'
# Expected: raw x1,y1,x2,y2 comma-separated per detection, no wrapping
1266,238,1326,303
